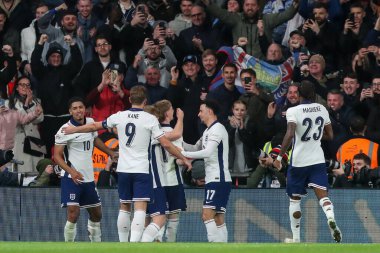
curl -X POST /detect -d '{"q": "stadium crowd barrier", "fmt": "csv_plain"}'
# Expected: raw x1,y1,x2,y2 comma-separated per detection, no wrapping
1,188,379,242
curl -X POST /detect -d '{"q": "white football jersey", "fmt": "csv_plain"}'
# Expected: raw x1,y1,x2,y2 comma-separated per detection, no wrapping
286,102,331,167
183,121,231,184
160,124,184,186
55,118,98,182
105,108,164,174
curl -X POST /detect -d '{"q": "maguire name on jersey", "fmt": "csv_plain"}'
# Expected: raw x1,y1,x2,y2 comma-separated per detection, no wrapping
286,103,331,167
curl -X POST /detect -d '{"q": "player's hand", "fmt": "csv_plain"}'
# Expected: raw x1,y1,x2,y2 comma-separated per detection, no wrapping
273,160,282,171
111,151,119,162
62,126,77,135
176,108,184,121
182,158,192,171
70,170,84,185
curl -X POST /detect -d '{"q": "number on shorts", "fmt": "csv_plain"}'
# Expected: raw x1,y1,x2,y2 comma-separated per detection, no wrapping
206,190,216,201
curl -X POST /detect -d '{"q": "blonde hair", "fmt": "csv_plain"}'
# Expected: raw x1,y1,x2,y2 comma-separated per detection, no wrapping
154,99,172,123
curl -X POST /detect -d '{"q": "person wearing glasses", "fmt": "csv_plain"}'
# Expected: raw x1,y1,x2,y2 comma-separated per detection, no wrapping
7,76,44,175
74,34,123,99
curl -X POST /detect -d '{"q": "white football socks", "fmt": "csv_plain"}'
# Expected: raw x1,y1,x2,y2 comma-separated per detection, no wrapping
166,218,179,242
319,197,335,220
88,220,101,242
141,223,161,242
289,199,301,242
204,219,222,242
129,210,146,242
64,221,77,242
217,223,228,242
117,210,131,242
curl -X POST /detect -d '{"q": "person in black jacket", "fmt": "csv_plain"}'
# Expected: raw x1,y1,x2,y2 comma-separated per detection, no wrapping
31,33,82,157
73,34,122,99
119,3,153,65
167,55,206,144
301,2,339,72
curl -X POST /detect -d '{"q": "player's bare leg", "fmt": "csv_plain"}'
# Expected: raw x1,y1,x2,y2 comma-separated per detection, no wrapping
130,201,148,242
64,205,80,242
314,188,342,243
87,206,102,242
117,203,131,242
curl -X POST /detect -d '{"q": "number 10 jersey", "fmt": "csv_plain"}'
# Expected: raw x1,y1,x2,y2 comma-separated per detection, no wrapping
286,102,331,167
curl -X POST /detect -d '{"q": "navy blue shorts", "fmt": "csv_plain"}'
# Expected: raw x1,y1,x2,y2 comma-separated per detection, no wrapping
203,182,231,213
147,187,168,216
165,185,187,213
286,163,328,197
61,176,101,208
117,172,153,203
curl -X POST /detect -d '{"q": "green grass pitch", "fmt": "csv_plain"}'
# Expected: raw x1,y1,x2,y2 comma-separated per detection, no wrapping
0,242,378,253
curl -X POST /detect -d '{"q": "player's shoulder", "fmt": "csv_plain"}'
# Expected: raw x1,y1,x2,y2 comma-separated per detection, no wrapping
85,117,95,124
209,122,227,134
55,123,71,143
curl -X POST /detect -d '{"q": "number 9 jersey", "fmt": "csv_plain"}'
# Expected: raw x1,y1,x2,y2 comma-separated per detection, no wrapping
104,108,165,174
286,102,331,167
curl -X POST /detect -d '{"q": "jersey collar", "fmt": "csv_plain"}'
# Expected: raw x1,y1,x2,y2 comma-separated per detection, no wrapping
129,108,144,112
207,120,218,129
69,117,86,126
300,100,312,104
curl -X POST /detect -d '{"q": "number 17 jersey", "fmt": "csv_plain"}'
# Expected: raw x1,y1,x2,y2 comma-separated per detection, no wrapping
104,108,165,174
286,102,331,167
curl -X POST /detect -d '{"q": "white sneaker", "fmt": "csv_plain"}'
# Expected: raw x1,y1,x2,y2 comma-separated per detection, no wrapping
328,218,342,243
284,238,300,243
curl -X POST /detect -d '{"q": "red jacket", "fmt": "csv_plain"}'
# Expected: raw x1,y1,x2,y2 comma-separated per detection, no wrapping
86,85,130,133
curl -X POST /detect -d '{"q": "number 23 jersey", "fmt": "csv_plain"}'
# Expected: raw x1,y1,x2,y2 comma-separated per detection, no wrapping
286,102,331,167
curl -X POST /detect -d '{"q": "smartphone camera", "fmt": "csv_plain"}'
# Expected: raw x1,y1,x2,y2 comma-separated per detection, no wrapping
158,21,166,28
348,13,355,23
110,70,118,84
153,39,160,45
243,77,251,84
137,5,145,14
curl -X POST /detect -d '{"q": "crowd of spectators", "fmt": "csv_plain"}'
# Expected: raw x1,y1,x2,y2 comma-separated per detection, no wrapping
1,0,380,188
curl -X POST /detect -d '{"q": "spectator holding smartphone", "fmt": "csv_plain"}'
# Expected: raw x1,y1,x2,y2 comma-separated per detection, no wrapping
120,4,154,65
301,3,339,72
339,3,371,72
238,68,273,168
